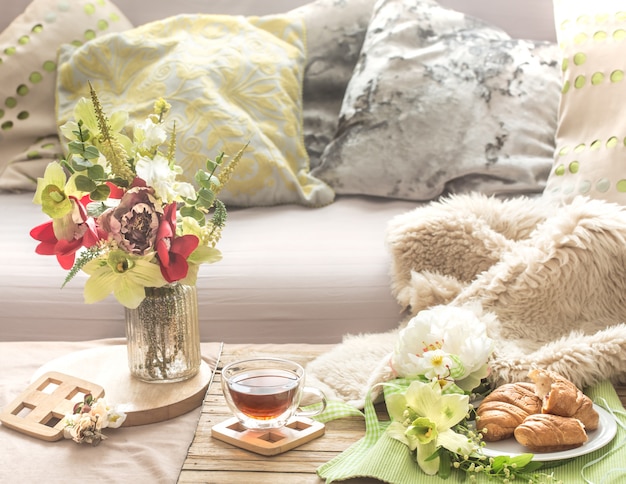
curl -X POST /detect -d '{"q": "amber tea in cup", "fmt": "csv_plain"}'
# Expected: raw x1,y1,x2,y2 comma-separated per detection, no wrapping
221,357,326,430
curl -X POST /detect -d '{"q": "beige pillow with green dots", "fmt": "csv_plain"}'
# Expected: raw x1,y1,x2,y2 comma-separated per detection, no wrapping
544,0,626,204
0,0,132,192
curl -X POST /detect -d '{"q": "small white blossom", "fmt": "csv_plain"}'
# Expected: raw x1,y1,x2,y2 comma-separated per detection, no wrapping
62,396,127,445
135,153,196,203
134,118,167,149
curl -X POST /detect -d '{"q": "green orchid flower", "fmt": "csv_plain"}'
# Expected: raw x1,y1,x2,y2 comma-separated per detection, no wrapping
386,380,476,475
60,97,133,155
83,249,167,309
33,161,73,219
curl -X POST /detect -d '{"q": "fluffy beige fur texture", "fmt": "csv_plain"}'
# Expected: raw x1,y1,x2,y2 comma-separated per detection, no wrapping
305,193,626,407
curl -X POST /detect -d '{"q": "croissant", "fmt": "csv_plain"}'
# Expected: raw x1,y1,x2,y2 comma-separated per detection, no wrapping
528,369,599,431
476,382,542,442
514,413,588,452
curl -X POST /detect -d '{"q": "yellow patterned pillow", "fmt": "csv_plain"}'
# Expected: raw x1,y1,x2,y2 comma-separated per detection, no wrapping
0,0,132,191
56,14,335,207
544,0,626,204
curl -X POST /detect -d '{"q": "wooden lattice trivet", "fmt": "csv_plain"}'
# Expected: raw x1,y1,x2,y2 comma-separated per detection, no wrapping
0,371,105,441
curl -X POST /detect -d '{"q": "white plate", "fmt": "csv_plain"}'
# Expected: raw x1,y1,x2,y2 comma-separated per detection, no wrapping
481,404,618,462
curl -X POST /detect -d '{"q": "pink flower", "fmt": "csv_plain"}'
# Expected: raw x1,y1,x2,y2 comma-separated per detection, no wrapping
156,203,199,282
98,186,162,255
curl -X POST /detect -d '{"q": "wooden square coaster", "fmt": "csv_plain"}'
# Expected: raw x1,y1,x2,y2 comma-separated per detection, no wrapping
211,416,325,456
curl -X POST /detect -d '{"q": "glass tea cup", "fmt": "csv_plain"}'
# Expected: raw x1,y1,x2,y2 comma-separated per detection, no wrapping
221,357,327,430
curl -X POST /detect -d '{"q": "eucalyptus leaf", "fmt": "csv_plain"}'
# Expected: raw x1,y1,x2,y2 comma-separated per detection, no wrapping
86,201,111,218
71,156,93,171
90,184,111,201
74,174,97,192
180,205,205,223
88,164,105,180
195,170,210,183
83,145,100,159
198,187,216,205
109,177,129,188
68,140,85,155
205,159,218,172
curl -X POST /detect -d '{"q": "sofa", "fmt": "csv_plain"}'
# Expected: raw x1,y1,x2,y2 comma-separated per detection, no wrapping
0,0,560,345
6,1,626,484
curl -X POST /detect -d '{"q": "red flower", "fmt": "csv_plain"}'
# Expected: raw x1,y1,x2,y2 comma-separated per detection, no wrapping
156,203,199,283
30,197,103,270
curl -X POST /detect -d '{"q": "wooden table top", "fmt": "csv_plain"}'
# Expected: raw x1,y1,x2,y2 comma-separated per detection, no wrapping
177,343,381,484
177,343,626,484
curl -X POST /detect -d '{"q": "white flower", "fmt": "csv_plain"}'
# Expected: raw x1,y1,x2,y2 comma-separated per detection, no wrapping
62,396,127,444
134,117,167,149
89,398,126,429
135,153,196,203
386,380,475,475
414,348,456,382
391,304,494,392
105,405,127,429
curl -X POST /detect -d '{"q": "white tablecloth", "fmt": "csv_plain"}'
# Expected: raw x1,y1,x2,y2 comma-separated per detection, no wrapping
0,339,221,484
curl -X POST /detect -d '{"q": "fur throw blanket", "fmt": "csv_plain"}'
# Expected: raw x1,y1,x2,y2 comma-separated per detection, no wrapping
305,193,626,408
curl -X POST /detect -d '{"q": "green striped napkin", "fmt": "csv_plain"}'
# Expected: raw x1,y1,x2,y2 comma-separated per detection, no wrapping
316,380,626,483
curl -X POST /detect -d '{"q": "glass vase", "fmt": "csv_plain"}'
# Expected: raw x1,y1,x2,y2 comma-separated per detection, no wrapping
125,283,201,383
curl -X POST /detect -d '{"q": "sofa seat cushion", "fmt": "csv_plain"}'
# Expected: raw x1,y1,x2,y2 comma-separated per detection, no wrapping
1,193,416,342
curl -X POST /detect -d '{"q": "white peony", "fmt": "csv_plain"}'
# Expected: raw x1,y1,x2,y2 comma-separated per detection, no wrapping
391,304,495,392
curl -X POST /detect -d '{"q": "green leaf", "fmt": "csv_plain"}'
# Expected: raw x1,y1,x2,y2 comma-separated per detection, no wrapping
509,453,534,467
86,201,110,218
180,205,205,223
74,174,97,193
522,461,545,473
489,455,509,472
205,159,218,172
68,140,86,155
90,183,111,201
197,187,216,206
88,164,105,180
109,177,130,188
83,145,100,159
71,156,93,171
195,170,211,186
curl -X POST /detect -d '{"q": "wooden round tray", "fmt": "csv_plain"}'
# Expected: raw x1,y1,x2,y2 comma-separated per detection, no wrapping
31,345,214,426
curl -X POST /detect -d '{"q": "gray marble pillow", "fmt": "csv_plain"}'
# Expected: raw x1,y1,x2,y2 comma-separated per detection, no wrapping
289,0,377,170
312,0,562,200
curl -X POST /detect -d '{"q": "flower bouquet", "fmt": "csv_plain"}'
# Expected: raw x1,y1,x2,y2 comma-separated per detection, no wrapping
318,305,559,483
30,83,246,381
30,83,245,309
62,393,127,446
